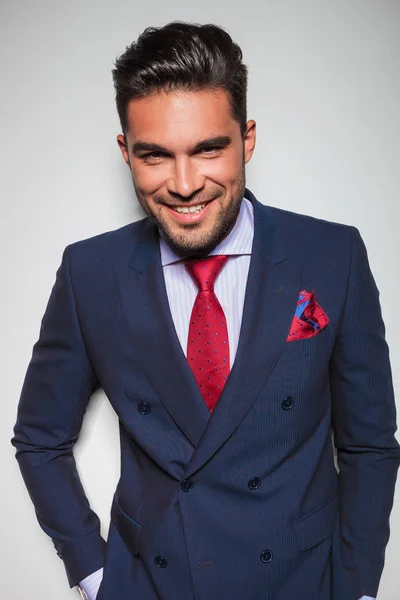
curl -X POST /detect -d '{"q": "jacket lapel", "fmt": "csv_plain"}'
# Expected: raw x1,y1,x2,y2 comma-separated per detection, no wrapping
184,190,306,477
114,189,306,464
113,218,210,448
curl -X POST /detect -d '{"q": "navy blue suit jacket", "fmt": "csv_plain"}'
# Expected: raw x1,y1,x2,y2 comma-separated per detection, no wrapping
11,189,400,599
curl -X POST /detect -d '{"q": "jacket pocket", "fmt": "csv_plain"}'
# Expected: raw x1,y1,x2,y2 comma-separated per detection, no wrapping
110,494,142,555
293,492,338,551
278,324,330,363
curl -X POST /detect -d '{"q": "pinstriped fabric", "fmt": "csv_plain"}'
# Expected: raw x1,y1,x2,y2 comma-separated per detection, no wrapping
159,197,254,370
79,195,377,600
79,198,254,598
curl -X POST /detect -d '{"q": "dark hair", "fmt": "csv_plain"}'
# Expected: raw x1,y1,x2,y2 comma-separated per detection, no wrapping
112,21,248,136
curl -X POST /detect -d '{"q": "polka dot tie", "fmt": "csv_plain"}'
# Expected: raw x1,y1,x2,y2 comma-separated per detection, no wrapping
184,255,230,413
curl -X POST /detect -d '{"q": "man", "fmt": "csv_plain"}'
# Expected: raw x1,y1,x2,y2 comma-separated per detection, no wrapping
11,21,400,600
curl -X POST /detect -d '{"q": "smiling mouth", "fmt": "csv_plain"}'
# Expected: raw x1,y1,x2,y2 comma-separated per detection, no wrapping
171,203,207,214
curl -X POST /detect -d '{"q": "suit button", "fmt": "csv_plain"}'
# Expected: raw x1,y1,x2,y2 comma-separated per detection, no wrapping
282,396,294,410
248,477,261,490
154,555,167,568
260,549,273,563
180,479,194,492
137,402,151,415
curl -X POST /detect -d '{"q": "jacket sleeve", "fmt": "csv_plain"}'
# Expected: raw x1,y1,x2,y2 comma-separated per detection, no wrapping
330,226,400,597
10,244,106,588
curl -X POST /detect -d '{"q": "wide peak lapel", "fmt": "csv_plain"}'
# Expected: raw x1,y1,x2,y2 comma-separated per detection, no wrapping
114,218,210,447
185,190,306,477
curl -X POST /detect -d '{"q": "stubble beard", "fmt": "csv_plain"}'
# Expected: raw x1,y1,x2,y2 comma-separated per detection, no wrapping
132,166,246,258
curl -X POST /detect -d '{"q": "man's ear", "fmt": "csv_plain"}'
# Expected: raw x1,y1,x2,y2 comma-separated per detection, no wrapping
243,120,256,164
117,134,131,167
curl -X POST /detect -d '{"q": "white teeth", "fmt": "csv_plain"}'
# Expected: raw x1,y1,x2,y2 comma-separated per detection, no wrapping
173,204,206,214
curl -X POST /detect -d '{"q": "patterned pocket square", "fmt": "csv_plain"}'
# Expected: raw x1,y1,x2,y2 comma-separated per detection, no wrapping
287,289,329,342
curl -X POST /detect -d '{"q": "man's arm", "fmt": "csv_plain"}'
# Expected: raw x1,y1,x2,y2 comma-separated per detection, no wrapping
10,245,106,588
330,226,400,598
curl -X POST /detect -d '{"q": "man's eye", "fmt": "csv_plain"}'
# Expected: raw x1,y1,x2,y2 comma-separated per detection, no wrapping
201,146,221,154
143,152,164,159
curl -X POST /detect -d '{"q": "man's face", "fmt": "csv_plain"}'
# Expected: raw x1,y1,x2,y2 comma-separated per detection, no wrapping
117,88,256,256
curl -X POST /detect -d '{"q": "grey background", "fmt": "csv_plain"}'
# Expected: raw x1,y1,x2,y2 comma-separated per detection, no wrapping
1,1,399,598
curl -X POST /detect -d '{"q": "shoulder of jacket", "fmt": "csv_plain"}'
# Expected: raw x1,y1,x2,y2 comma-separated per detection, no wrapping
63,216,149,259
266,204,356,253
268,204,354,236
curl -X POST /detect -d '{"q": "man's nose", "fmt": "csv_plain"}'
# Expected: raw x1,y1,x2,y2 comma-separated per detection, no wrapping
166,157,205,198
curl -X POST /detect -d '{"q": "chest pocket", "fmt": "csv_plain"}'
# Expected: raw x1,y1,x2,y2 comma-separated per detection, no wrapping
277,325,332,364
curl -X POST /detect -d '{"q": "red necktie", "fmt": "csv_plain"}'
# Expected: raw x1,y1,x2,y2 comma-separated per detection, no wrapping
184,255,230,413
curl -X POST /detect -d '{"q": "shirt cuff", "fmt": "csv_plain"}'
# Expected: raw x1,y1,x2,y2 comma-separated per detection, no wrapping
78,566,104,600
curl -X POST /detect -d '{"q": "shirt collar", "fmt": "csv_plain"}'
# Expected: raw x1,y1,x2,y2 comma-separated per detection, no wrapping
159,196,254,267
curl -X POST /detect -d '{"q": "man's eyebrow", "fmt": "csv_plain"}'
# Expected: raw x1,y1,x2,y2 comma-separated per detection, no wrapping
131,136,232,156
192,136,232,152
131,142,169,155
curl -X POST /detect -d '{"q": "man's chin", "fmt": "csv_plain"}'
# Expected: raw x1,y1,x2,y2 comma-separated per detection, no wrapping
154,193,243,255
156,223,221,256
159,234,214,257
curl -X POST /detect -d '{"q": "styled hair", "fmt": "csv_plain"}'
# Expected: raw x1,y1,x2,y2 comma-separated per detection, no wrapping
112,21,248,136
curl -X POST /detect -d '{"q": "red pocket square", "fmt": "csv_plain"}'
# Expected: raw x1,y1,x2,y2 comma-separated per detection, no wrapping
287,289,329,342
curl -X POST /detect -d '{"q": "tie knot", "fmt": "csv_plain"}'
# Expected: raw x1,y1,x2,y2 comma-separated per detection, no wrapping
184,255,229,292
